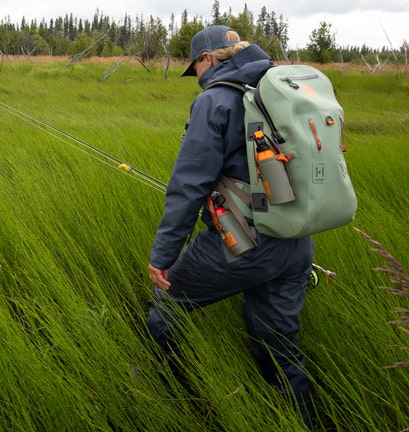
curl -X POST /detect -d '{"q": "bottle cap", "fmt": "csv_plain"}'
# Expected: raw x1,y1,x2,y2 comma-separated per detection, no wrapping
215,207,227,216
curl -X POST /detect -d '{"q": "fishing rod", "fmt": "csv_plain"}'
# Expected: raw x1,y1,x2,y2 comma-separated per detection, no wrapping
0,100,167,193
0,100,336,283
312,263,336,279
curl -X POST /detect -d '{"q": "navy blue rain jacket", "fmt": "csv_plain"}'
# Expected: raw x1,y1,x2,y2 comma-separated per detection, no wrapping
150,44,273,269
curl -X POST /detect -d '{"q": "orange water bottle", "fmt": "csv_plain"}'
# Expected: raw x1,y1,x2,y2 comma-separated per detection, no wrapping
214,206,255,256
208,194,255,257
254,130,295,205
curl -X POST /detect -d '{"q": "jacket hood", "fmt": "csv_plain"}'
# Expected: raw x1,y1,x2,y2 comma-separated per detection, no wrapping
198,44,274,89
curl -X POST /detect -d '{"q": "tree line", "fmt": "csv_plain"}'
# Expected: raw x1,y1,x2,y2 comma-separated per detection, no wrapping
0,2,407,65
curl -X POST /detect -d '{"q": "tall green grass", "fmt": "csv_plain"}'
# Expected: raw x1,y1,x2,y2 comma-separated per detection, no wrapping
0,57,408,431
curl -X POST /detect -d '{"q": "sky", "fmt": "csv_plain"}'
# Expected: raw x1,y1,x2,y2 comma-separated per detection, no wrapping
1,0,408,50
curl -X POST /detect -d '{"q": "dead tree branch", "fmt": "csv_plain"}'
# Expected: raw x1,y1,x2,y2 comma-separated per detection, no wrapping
381,25,400,65
360,53,385,73
134,56,150,72
66,32,108,67
160,39,172,79
100,57,132,81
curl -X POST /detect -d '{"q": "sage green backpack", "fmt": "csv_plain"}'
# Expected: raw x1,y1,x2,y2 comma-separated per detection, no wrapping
214,64,358,239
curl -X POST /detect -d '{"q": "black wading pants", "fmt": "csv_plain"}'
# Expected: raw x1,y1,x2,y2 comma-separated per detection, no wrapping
147,226,314,426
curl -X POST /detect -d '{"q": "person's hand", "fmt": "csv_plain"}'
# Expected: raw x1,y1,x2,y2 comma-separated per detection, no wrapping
148,264,171,291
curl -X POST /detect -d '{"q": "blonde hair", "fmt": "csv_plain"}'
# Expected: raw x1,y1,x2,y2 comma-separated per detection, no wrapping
197,30,250,64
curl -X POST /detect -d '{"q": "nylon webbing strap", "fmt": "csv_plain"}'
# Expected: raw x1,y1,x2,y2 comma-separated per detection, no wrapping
215,176,257,247
204,81,246,93
219,175,252,207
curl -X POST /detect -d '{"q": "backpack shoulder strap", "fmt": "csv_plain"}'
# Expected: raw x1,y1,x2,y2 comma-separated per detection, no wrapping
204,81,247,93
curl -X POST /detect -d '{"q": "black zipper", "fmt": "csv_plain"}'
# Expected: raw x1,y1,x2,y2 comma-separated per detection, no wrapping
254,84,285,144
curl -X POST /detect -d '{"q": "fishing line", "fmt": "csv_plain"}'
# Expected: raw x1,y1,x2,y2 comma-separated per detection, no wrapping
0,100,168,194
0,101,337,281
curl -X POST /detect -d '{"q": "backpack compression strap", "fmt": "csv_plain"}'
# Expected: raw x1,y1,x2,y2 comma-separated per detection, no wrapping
214,175,257,247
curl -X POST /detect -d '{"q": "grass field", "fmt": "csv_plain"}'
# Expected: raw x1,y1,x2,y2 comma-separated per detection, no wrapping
0,55,408,431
